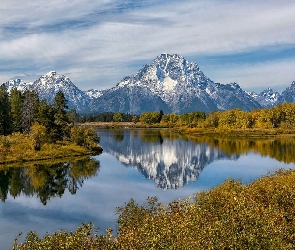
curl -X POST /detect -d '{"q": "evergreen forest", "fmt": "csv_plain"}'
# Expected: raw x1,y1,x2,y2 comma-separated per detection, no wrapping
0,84,101,163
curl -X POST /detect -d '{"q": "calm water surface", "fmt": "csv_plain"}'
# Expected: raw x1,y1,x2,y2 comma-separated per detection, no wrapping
1,129,295,248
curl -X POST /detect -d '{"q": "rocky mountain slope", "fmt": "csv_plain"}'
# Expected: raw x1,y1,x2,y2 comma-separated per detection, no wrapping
246,82,295,108
5,71,90,112
91,54,262,113
3,54,295,114
280,81,295,104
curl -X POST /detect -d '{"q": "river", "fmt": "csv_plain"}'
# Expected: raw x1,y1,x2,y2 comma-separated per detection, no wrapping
1,129,295,248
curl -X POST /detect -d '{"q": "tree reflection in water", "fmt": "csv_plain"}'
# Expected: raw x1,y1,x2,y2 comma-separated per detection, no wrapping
0,157,100,205
196,137,295,164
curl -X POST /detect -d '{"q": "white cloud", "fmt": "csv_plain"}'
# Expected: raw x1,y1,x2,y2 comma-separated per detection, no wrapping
0,0,294,91
204,58,295,93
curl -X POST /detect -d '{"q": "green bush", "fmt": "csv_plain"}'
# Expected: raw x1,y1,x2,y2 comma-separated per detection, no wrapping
70,126,101,152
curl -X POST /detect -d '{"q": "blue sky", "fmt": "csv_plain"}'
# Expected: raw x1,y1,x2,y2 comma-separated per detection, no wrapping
0,0,294,93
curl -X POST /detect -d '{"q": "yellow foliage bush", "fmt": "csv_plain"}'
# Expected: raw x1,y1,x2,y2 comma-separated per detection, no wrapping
14,169,295,249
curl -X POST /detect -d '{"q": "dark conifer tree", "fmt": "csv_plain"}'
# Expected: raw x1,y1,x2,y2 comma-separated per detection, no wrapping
10,88,23,132
53,91,69,141
35,99,55,141
0,84,12,135
20,90,39,134
67,109,79,125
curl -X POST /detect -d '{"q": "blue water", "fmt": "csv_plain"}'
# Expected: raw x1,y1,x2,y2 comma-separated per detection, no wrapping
1,129,294,249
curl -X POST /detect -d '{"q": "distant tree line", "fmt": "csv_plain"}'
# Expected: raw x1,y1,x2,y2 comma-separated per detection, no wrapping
75,102,295,131
139,103,295,130
78,112,139,123
139,110,205,126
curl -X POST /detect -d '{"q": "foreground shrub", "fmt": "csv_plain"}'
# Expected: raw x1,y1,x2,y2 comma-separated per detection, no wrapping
14,169,295,249
13,223,116,250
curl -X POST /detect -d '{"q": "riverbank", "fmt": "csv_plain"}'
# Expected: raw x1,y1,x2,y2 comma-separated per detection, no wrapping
81,121,295,138
0,143,102,165
0,133,102,165
80,121,167,129
0,155,99,170
173,127,295,138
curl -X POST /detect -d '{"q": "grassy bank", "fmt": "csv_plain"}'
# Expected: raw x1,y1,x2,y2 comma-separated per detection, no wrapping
81,121,168,129
14,169,295,249
172,127,295,138
81,121,295,138
0,132,102,165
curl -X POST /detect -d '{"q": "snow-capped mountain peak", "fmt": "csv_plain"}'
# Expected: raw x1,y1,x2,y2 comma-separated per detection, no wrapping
30,72,91,112
249,87,281,108
5,78,29,92
2,54,295,114
91,53,261,114
44,71,57,77
3,71,91,113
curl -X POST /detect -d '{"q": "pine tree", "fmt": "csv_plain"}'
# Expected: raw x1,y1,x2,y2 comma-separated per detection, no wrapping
20,90,39,134
35,99,55,141
10,88,23,132
53,91,69,141
0,84,12,135
67,109,79,125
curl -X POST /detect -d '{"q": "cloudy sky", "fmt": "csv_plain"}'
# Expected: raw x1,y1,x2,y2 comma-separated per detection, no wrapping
0,0,294,93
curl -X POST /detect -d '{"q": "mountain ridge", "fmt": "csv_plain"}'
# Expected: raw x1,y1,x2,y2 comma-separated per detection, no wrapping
3,54,295,114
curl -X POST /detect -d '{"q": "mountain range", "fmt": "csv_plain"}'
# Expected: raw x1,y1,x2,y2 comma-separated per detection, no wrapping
3,54,295,114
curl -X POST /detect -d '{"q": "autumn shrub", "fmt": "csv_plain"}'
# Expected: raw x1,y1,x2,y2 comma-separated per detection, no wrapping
13,223,116,250
114,170,295,249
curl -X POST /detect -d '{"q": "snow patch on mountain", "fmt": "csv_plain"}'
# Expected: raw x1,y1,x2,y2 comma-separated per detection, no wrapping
84,89,104,99
5,79,33,92
163,76,177,92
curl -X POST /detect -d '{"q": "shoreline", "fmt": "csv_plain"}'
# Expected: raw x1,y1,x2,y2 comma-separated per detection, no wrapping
81,122,295,138
0,143,103,165
0,154,99,169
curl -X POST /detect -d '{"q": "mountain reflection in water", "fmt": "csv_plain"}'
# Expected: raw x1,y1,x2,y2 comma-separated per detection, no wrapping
99,129,295,190
0,157,100,205
99,129,238,189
